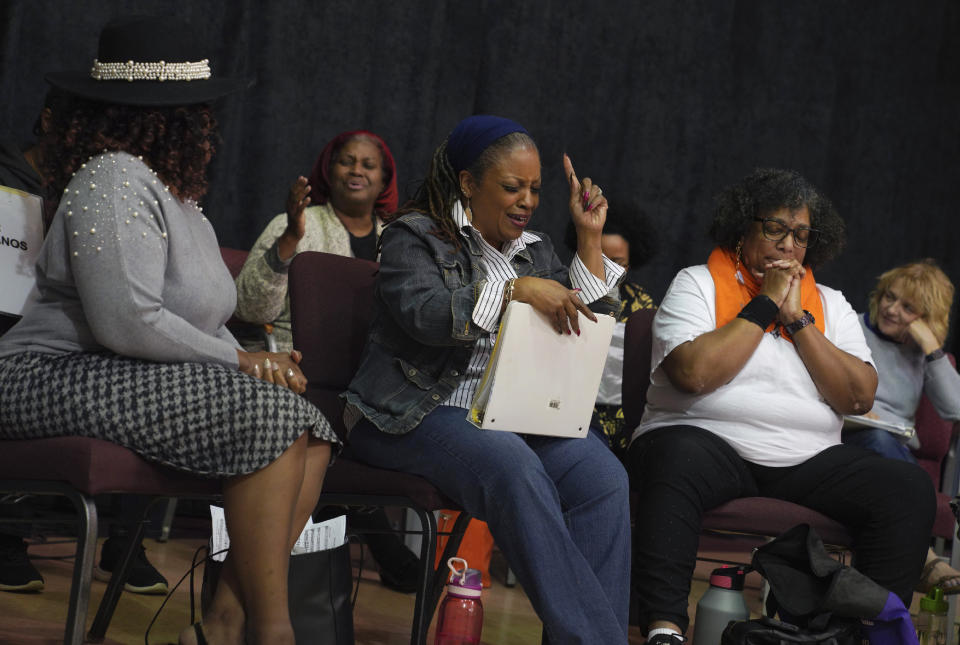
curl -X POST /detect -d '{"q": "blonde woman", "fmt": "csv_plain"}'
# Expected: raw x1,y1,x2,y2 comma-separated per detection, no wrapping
843,259,960,593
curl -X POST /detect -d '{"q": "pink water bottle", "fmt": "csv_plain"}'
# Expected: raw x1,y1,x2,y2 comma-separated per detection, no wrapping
434,557,484,645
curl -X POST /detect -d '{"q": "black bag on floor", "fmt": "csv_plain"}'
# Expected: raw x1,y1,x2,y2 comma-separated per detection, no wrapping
722,614,862,645
201,541,355,645
721,524,918,645
750,524,888,623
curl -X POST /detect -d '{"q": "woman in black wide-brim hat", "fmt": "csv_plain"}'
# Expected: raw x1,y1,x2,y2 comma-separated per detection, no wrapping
0,16,338,645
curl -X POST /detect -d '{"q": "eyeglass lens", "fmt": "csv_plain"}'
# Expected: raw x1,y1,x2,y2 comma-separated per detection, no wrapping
760,219,818,247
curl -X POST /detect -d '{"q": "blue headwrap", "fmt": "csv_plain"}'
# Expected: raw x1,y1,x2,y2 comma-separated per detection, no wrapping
446,115,529,174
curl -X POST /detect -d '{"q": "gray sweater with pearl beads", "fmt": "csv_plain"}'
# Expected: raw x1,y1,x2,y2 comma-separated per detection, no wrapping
0,151,240,368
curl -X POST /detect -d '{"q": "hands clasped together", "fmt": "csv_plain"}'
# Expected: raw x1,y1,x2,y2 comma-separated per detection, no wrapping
511,155,606,336
757,258,807,327
237,349,307,394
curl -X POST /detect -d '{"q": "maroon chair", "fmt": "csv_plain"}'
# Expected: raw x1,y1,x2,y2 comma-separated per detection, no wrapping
912,354,960,541
288,250,471,645
621,308,854,548
219,245,248,277
0,438,221,645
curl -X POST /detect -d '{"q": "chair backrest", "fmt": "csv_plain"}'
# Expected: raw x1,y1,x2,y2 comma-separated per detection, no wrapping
913,353,957,489
622,308,657,431
219,246,248,279
289,251,379,439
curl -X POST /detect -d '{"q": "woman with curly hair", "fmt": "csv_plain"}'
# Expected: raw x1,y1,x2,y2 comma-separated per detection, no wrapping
843,260,960,593
625,168,935,645
0,17,338,645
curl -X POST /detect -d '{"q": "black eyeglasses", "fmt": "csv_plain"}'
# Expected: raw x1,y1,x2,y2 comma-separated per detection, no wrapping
753,218,820,248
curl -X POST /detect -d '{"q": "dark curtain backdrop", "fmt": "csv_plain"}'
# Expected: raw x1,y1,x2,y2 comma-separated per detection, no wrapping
3,0,960,351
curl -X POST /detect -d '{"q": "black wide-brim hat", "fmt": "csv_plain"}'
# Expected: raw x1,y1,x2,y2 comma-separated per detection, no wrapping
45,15,250,106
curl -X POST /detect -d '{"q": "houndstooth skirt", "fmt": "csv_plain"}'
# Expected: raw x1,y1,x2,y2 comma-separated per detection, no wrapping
0,351,338,478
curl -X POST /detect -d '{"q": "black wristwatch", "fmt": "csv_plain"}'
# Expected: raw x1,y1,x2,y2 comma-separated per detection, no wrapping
926,348,946,362
784,310,815,336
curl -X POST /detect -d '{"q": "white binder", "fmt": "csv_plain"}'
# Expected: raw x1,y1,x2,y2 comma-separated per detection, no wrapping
469,301,615,438
0,185,43,317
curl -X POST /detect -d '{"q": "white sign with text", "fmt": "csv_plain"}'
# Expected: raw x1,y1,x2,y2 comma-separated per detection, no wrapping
0,186,43,317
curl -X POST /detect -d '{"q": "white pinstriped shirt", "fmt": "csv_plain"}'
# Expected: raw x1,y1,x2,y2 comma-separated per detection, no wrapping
443,202,624,409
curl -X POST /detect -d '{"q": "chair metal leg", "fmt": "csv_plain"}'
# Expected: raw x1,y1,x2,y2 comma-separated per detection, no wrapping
405,507,472,645
409,505,439,645
429,512,472,610
158,496,177,542
312,492,473,645
62,490,98,645
87,498,155,641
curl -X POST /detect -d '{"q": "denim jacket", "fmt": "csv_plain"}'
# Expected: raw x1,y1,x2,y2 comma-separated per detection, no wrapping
342,212,621,435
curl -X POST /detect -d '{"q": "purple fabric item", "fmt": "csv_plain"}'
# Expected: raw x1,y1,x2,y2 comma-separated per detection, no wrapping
445,115,528,173
862,592,919,645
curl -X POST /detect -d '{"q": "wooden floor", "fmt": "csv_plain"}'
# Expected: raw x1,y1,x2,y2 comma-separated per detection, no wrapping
0,533,931,644
0,534,760,644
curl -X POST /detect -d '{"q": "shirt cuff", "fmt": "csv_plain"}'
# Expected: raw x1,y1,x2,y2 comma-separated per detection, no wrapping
472,278,507,332
570,254,625,303
265,239,293,274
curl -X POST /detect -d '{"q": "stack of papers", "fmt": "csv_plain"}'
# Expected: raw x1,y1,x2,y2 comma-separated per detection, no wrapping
209,505,346,561
842,415,916,439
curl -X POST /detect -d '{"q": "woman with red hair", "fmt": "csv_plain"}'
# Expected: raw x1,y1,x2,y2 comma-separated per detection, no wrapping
234,131,421,593
235,130,398,352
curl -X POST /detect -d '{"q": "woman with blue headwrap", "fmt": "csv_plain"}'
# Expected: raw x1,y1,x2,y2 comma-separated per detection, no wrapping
343,115,631,643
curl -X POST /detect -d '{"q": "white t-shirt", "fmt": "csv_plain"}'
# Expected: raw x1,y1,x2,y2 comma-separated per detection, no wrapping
632,264,874,467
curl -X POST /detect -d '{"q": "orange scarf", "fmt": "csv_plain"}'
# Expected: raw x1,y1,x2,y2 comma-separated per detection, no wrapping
706,247,824,342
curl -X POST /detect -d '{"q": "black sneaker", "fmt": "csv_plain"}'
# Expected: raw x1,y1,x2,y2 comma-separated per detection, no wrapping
0,534,44,592
93,537,168,595
647,632,687,645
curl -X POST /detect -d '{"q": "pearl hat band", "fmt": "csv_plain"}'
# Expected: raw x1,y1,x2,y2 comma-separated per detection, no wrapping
90,59,211,83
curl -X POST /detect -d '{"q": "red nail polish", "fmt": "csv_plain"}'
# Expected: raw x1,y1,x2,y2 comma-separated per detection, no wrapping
576,330,581,336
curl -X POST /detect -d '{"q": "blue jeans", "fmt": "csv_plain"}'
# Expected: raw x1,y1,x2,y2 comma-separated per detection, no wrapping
349,406,631,645
842,428,917,463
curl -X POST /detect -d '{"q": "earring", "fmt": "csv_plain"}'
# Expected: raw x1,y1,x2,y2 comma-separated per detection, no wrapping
463,193,473,222
734,239,745,285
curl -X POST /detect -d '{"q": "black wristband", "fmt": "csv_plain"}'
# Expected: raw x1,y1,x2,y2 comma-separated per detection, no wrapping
926,348,946,362
736,295,779,330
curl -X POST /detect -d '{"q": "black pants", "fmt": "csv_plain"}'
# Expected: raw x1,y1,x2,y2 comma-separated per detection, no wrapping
626,425,936,633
